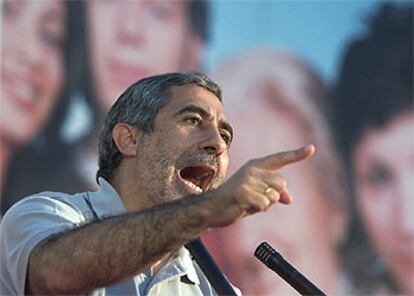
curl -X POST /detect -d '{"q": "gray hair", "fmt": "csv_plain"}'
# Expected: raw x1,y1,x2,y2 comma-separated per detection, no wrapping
97,72,222,182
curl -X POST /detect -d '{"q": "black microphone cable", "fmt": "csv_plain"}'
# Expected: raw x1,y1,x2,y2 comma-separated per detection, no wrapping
185,238,238,296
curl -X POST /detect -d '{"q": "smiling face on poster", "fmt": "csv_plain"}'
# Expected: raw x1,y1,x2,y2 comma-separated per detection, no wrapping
86,0,203,113
0,0,67,198
353,110,414,293
205,51,348,295
1,0,65,147
332,3,413,294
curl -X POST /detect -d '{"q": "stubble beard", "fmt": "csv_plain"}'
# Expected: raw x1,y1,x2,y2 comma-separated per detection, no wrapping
135,140,178,208
135,135,226,209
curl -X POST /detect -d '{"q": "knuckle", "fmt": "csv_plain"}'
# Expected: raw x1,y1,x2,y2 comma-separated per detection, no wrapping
267,191,277,202
246,174,257,184
244,165,257,175
261,200,270,211
272,175,287,190
237,184,250,195
240,168,258,181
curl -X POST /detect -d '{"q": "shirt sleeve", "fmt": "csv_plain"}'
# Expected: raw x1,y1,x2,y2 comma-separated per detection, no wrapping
0,195,86,295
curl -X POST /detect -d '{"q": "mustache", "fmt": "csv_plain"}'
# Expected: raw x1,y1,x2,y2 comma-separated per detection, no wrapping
177,153,219,170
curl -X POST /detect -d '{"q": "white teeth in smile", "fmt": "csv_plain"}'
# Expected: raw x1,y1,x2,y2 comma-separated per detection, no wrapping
182,179,203,193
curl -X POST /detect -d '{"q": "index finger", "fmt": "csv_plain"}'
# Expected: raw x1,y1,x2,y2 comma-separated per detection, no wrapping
257,144,315,170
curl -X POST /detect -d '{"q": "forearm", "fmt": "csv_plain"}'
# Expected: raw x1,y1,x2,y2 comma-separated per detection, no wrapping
26,146,313,294
28,194,212,295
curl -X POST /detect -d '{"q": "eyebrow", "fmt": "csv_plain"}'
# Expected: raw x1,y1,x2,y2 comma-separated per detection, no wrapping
175,104,234,139
175,105,211,120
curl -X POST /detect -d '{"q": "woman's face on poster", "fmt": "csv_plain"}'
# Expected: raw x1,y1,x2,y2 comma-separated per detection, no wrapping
1,0,65,145
353,110,414,294
87,0,202,113
225,100,342,295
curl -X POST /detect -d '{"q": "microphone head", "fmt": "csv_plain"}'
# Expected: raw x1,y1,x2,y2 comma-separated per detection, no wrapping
254,241,283,268
255,242,327,295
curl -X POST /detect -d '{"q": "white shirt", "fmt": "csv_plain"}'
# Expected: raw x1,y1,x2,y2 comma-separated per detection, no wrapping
0,178,238,295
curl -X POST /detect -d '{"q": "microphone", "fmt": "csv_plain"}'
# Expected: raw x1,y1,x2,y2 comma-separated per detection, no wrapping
185,238,238,296
254,242,326,295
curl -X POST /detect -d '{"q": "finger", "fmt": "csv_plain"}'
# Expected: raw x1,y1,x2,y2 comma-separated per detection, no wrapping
261,177,291,205
257,144,315,170
279,190,293,205
263,187,280,205
254,170,292,205
261,172,288,193
240,192,273,215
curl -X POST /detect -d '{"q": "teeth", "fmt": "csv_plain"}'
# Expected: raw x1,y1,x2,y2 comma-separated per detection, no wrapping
195,172,210,180
182,179,203,193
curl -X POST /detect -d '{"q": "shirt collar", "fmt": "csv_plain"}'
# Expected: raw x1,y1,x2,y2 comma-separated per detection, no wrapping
151,247,200,286
88,177,127,219
177,247,200,285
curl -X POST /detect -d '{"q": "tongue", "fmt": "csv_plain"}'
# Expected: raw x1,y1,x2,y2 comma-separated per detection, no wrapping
181,167,205,187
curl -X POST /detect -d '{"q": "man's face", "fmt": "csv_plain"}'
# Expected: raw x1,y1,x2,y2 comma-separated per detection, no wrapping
87,0,203,113
132,85,232,209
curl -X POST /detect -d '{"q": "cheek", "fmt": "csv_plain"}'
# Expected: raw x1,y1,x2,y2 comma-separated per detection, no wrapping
39,55,63,116
219,152,229,178
45,54,64,93
2,42,13,62
89,11,113,64
356,182,395,249
2,16,19,48
146,27,188,69
0,58,63,145
87,7,115,94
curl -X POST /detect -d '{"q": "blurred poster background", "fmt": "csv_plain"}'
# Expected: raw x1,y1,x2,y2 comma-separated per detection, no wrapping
1,1,413,295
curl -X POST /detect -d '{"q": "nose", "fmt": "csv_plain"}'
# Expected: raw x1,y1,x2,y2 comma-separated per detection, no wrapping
199,128,227,156
116,2,144,45
15,15,44,72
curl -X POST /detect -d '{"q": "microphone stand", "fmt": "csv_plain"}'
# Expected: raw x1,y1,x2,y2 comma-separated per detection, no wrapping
185,238,238,296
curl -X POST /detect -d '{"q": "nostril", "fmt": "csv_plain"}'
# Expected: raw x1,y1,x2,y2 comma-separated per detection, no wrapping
204,146,217,154
199,130,227,155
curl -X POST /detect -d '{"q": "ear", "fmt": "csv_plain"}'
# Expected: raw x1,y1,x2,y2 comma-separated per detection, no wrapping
112,123,141,157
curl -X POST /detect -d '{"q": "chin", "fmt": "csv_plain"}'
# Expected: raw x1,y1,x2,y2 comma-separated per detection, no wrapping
161,186,189,203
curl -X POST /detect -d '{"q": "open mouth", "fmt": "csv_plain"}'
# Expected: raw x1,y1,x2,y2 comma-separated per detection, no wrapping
178,165,216,194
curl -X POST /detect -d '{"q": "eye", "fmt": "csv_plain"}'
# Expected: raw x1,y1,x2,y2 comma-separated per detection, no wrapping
40,30,64,49
366,165,392,187
220,131,232,145
149,3,170,19
2,0,21,19
185,116,202,126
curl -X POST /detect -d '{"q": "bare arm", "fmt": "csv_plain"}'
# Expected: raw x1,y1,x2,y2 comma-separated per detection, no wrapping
27,145,314,295
27,194,213,295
